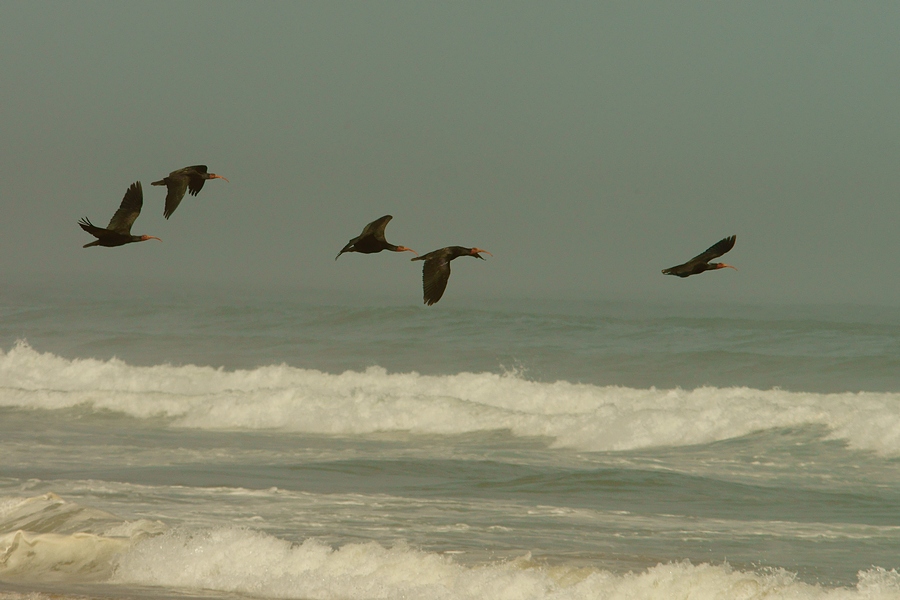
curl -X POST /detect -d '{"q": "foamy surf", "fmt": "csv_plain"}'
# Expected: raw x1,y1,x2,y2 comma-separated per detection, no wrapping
2,341,899,455
1,495,897,600
0,494,164,582
112,527,900,600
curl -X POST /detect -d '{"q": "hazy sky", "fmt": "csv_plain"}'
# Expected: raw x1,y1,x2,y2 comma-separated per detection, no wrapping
2,2,899,306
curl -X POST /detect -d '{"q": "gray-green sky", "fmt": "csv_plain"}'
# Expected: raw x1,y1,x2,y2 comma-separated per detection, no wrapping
2,2,899,305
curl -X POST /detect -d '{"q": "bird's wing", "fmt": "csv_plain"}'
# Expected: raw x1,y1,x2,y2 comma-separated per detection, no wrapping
187,176,206,196
107,181,143,234
168,165,207,177
421,255,452,305
360,215,393,242
163,176,190,219
182,165,208,196
684,235,736,265
335,237,358,260
78,217,108,238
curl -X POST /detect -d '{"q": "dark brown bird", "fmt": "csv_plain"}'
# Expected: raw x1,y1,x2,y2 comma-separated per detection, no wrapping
152,165,228,219
335,215,417,260
79,181,161,248
662,235,737,278
411,246,491,305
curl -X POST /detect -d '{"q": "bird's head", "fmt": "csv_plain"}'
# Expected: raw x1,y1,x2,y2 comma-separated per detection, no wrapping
209,173,229,183
140,235,162,242
395,246,418,256
712,263,736,271
470,248,492,260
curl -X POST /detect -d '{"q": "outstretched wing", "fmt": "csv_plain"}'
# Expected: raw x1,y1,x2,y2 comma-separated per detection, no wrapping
335,238,356,260
163,176,190,219
685,235,736,265
78,217,107,237
167,165,207,178
421,255,452,305
662,235,736,277
185,165,209,196
336,215,394,259
107,181,143,234
360,215,393,242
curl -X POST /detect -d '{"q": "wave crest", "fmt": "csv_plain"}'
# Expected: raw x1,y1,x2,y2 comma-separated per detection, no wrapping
0,493,164,582
113,528,900,600
2,341,899,455
2,494,899,598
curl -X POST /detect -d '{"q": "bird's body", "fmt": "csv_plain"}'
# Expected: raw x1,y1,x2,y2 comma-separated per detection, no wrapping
662,235,737,278
411,246,491,305
79,181,160,248
152,165,228,219
335,215,417,260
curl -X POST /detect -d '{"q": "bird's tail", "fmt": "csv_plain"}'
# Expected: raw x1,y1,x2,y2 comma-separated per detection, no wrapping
151,179,166,186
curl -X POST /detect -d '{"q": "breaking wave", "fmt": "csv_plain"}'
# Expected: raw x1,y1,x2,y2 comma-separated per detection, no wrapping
1,494,898,599
2,341,899,455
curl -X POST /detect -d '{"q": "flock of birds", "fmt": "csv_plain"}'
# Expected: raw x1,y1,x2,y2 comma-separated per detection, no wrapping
333,214,493,305
79,167,738,305
78,165,227,247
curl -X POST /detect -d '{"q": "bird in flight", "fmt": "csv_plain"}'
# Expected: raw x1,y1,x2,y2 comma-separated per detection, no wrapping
152,165,228,219
411,246,491,305
79,181,161,248
335,215,417,260
662,235,736,278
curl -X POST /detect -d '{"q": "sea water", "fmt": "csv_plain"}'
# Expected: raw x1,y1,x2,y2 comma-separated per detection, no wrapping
1,282,899,600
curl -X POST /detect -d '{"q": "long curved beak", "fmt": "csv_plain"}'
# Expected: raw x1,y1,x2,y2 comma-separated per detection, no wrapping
211,174,229,183
720,264,737,271
472,248,492,259
397,246,418,257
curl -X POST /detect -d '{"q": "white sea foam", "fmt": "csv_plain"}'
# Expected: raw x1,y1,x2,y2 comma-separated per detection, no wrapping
2,341,899,455
2,494,898,599
0,494,164,582
111,527,900,600
5,522,898,599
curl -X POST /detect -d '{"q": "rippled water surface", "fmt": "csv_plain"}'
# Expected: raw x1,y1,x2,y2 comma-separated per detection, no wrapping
1,284,899,599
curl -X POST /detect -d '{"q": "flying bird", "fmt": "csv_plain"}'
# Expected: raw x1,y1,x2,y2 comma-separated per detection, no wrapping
662,235,737,278
335,215,417,260
152,165,228,219
411,246,491,305
79,181,160,248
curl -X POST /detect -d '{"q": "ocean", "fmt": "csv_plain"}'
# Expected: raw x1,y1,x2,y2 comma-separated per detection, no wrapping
1,282,898,600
